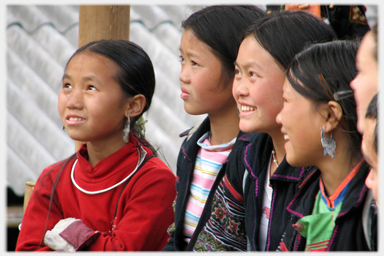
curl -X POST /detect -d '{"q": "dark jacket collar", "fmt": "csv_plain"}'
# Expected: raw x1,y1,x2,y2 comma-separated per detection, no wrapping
286,160,370,218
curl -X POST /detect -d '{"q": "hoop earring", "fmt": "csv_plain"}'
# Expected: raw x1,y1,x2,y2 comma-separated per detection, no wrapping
123,115,130,143
321,128,336,158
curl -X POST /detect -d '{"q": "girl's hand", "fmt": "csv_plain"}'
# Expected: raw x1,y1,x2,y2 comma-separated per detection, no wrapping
44,218,100,252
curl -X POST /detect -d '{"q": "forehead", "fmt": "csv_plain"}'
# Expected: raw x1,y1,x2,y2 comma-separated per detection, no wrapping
363,118,377,145
180,29,211,52
66,52,119,77
238,36,264,56
237,36,279,69
283,77,292,91
357,31,375,61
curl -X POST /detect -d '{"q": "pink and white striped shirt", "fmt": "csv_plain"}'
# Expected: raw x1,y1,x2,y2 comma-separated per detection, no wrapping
183,132,236,240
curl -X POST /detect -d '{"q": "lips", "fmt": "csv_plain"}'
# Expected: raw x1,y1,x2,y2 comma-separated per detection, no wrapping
66,115,86,125
180,87,190,99
238,104,256,113
68,117,85,121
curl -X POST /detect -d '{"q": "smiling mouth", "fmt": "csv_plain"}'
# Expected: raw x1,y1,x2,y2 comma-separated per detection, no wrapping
284,134,290,140
239,104,256,112
68,117,86,121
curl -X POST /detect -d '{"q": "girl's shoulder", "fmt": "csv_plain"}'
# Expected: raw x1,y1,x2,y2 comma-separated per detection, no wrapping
137,150,175,178
36,155,77,187
179,117,210,142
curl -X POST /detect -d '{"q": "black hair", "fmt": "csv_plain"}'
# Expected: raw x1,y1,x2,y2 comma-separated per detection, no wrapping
372,24,378,62
366,92,378,153
182,5,266,82
242,11,337,70
65,39,156,151
287,40,362,158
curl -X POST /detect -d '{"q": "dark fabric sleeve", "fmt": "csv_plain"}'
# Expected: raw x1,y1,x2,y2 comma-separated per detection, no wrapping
59,220,101,251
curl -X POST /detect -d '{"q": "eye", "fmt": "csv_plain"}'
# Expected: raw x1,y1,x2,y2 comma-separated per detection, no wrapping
88,85,97,91
179,55,184,63
191,60,199,67
235,68,242,76
249,72,258,77
63,83,72,89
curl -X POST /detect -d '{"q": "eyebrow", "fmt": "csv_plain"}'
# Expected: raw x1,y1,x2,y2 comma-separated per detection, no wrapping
234,61,264,71
180,47,198,56
62,74,101,84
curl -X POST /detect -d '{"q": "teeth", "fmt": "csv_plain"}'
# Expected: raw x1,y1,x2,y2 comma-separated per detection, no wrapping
69,117,85,121
240,105,256,112
284,134,290,140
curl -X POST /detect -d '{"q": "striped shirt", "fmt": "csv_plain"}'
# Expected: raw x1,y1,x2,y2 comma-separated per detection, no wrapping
183,132,236,239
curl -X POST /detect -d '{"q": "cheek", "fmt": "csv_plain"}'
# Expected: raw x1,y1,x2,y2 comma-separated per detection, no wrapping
57,93,67,117
264,90,284,116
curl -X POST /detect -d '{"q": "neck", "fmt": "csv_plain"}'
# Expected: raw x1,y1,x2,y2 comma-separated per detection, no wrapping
86,135,126,167
269,129,286,175
208,105,240,145
316,130,361,196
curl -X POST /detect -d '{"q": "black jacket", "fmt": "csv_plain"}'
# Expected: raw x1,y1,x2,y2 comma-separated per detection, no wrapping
187,132,313,251
277,160,377,251
229,133,314,251
162,117,246,251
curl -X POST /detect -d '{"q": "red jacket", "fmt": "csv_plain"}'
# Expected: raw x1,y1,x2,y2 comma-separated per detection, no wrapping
16,134,176,251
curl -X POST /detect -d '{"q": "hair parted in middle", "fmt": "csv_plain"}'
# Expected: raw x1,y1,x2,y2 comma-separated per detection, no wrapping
182,5,266,81
242,11,337,70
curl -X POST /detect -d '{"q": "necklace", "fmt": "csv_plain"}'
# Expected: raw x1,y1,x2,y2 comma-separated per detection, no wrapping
271,149,279,167
71,146,147,195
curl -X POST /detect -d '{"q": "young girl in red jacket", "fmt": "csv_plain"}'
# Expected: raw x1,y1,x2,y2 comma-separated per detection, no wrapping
15,40,176,251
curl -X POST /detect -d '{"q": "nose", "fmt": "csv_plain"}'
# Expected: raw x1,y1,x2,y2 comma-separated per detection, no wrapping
365,169,374,190
66,88,84,110
179,64,191,85
276,110,282,125
350,74,358,91
232,78,248,99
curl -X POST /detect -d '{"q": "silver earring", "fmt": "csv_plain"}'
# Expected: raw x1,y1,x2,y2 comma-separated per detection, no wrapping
123,116,130,143
321,128,336,158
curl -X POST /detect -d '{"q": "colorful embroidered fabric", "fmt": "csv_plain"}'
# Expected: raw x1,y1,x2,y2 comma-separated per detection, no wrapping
192,175,247,251
349,5,368,25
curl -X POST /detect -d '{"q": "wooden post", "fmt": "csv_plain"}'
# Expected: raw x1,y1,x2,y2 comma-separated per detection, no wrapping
75,5,131,151
23,181,36,213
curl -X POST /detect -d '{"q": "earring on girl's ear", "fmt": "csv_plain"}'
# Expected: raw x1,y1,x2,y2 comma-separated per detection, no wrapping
321,128,336,158
123,115,130,143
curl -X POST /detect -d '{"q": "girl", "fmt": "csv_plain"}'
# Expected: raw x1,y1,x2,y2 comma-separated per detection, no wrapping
162,5,266,251
276,40,376,251
16,40,176,251
222,11,337,251
350,25,378,133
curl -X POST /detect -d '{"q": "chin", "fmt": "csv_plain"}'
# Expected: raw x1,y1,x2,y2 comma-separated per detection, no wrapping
239,121,258,134
285,154,302,168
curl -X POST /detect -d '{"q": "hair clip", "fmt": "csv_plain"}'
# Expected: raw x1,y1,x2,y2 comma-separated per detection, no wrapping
333,90,354,101
319,74,334,100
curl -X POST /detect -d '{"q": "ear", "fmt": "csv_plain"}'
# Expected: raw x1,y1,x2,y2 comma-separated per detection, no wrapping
323,101,343,132
124,94,146,118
